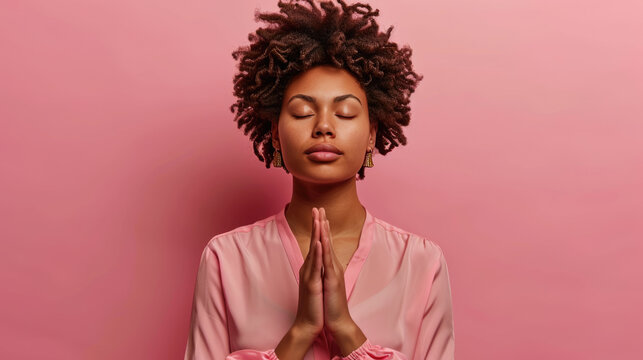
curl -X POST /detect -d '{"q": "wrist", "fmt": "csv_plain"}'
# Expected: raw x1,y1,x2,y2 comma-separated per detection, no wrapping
329,321,367,357
275,325,317,360
327,317,356,337
290,323,318,342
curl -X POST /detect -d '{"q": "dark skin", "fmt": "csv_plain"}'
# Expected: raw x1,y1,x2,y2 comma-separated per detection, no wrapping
271,65,377,356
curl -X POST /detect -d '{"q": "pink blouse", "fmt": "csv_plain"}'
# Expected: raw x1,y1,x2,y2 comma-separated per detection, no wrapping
184,203,455,360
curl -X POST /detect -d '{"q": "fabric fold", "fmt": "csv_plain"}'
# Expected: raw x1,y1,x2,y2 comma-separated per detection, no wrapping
184,203,455,360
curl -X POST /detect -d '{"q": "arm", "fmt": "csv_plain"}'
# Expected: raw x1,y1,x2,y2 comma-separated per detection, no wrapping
331,244,455,360
184,245,315,360
412,245,455,360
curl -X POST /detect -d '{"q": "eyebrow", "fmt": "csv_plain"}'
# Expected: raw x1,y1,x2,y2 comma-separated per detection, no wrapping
287,94,362,105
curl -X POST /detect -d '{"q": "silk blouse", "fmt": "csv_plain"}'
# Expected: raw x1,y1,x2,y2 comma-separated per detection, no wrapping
184,203,455,360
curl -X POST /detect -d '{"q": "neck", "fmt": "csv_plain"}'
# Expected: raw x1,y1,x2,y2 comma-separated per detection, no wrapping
284,175,366,242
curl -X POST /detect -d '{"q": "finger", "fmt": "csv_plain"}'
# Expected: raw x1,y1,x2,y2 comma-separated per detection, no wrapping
315,217,324,279
324,217,334,252
321,215,333,274
312,238,322,278
305,218,320,275
302,219,313,277
310,207,318,251
324,219,343,271
314,210,321,252
321,208,329,247
319,210,341,271
319,208,338,275
305,210,315,265
309,219,316,269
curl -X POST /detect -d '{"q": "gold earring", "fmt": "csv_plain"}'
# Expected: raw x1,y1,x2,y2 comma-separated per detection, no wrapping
363,149,374,168
273,149,283,167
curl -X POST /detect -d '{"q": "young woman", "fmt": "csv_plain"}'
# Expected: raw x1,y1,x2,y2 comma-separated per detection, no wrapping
184,1,455,359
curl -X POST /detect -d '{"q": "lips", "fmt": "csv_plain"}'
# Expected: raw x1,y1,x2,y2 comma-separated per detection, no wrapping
304,143,343,162
304,143,343,154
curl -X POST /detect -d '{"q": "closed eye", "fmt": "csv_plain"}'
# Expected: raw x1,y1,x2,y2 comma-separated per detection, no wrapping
293,114,355,119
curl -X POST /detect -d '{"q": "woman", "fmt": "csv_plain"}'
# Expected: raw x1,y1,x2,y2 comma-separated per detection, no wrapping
184,1,455,359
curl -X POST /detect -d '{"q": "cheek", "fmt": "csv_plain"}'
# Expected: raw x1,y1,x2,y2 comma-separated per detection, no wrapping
278,122,307,153
342,126,370,160
346,121,371,144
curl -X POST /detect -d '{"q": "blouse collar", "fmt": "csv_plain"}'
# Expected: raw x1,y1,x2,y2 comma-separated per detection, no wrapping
275,202,375,302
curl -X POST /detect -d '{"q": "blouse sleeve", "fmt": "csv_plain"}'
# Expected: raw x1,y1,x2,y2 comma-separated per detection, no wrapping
413,245,456,360
330,244,456,360
184,245,279,360
330,339,409,360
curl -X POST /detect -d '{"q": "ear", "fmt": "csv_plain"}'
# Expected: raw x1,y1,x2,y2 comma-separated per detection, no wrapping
368,121,378,150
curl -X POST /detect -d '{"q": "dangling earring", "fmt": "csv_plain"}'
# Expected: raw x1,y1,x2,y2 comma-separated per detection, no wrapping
273,149,283,167
363,149,374,168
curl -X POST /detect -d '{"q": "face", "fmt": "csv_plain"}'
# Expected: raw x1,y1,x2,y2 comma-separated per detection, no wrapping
272,65,377,184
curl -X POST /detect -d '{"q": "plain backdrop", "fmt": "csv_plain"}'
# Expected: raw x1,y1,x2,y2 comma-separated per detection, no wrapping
1,0,642,359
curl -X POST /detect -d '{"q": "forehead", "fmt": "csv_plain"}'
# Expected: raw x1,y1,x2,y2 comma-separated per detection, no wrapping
283,65,366,101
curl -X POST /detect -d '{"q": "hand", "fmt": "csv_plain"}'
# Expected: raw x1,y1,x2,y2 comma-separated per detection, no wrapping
293,208,325,338
319,207,354,335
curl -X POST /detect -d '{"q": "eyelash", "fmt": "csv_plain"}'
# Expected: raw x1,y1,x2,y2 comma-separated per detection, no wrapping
293,115,355,119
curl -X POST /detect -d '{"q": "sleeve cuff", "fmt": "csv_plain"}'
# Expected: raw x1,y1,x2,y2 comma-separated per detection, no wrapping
265,349,279,360
334,339,376,360
227,349,280,360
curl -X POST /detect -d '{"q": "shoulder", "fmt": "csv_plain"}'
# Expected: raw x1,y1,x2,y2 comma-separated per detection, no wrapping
204,213,278,253
371,213,447,264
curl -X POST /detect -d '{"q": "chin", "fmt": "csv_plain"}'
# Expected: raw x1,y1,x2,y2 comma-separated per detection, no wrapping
294,167,357,183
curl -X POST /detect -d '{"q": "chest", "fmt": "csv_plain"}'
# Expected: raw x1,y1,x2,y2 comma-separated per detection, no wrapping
297,237,359,271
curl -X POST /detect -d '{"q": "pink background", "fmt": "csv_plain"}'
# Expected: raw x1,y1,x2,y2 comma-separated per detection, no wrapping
1,0,641,359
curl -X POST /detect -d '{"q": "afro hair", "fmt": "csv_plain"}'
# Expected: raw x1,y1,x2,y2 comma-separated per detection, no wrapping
230,0,423,179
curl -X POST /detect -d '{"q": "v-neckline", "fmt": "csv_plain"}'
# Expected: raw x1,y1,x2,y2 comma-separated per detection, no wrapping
275,202,375,302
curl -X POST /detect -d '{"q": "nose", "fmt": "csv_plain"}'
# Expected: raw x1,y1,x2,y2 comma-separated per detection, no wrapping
312,109,335,138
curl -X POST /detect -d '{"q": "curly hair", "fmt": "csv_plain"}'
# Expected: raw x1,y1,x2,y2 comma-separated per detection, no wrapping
230,0,423,179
